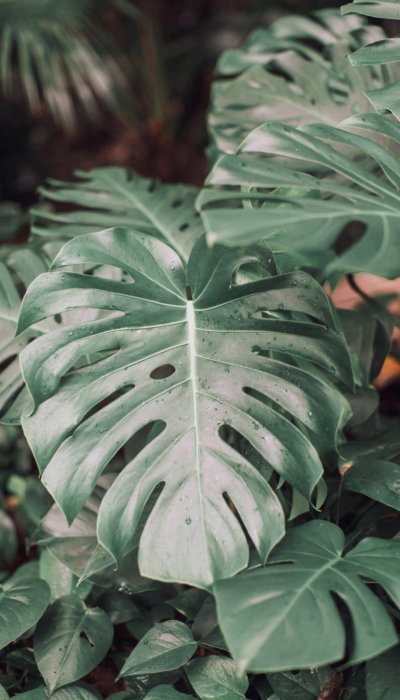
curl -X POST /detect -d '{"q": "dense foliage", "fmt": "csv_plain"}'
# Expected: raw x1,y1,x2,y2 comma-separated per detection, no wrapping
1,1,400,698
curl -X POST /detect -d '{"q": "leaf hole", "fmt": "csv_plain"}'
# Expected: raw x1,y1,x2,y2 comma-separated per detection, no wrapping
172,199,183,208
150,364,176,380
335,221,367,255
79,630,94,647
179,223,189,231
147,179,156,192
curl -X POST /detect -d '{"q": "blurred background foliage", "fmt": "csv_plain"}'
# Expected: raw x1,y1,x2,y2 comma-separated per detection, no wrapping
0,0,351,213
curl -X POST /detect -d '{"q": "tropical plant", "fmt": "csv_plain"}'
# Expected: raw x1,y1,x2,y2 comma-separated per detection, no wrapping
1,2,400,699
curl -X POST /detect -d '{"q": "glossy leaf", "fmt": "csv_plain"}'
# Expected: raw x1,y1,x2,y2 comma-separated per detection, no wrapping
0,510,17,565
267,668,336,699
33,595,113,692
32,168,204,262
366,645,400,699
18,229,351,588
342,459,400,509
214,520,400,671
200,114,400,277
0,570,50,649
119,621,197,677
186,656,248,700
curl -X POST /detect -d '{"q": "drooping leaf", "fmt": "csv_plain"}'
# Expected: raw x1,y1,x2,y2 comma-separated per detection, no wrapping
32,168,204,262
119,621,197,677
209,10,385,158
342,459,400,509
199,114,400,277
0,570,50,649
39,548,91,601
33,594,113,692
186,656,248,700
214,520,400,671
18,228,351,588
366,644,400,699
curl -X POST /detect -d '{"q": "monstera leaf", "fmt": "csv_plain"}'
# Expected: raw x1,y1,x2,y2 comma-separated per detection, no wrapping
342,0,400,118
0,246,49,423
209,9,385,158
32,168,204,263
17,228,351,588
214,520,400,672
199,113,400,277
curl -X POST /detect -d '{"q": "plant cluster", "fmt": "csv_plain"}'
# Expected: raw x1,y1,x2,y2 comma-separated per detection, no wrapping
1,2,400,699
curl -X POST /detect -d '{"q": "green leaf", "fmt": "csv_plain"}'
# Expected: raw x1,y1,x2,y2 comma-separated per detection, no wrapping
209,10,385,157
119,621,197,677
0,509,17,565
39,548,91,601
32,168,204,263
200,114,400,277
366,645,400,699
342,1,400,20
214,520,400,672
33,595,113,692
18,229,351,588
186,656,248,700
144,687,196,700
267,668,336,699
0,246,48,424
342,459,400,509
14,685,101,700
0,570,50,649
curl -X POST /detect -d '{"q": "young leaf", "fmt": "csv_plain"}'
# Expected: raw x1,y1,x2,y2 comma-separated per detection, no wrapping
0,571,50,649
32,168,204,262
186,656,248,700
199,115,400,277
119,621,197,677
18,229,351,588
214,521,400,672
342,459,400,509
366,645,400,699
33,595,113,692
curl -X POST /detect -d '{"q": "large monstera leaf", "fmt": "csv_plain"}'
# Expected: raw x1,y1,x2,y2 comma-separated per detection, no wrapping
199,113,400,277
342,0,400,118
32,168,204,263
18,228,352,588
214,520,400,672
209,9,385,158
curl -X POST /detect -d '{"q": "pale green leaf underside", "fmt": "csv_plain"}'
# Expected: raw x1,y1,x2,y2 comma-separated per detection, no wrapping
199,114,400,277
214,521,400,672
18,228,351,588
